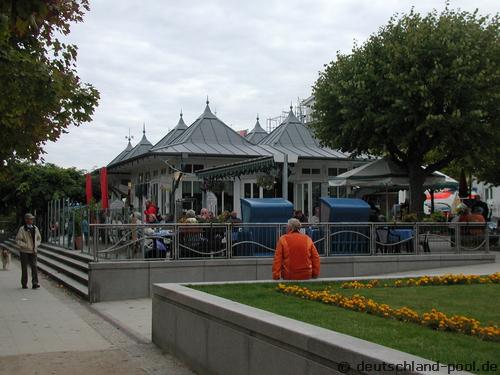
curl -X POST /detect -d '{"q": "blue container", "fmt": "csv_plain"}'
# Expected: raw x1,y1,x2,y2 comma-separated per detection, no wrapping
235,198,294,256
320,198,370,255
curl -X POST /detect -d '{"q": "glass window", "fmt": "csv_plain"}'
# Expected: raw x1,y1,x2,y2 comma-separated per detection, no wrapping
145,172,151,182
244,183,252,198
338,168,348,175
328,168,337,176
304,183,309,217
302,168,310,175
311,168,321,175
160,168,166,175
312,182,322,210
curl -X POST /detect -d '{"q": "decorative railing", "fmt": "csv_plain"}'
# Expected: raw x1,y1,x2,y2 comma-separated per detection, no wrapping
87,222,490,262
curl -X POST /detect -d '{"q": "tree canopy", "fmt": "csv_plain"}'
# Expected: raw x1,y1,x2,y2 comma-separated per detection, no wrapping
0,0,99,167
0,162,85,222
312,7,499,214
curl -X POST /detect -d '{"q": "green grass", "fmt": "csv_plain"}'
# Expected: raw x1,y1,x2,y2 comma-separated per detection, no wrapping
191,282,500,375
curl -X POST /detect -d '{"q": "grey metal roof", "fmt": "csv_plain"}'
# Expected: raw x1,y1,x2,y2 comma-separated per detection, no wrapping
123,130,152,160
258,107,348,159
245,116,268,144
107,141,133,167
152,101,271,157
150,113,188,151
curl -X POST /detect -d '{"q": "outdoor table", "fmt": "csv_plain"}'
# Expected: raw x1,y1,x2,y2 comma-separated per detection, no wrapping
390,229,414,253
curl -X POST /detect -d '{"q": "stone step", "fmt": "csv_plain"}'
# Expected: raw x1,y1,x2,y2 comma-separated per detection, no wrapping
36,261,89,299
37,247,89,273
36,253,88,286
40,243,94,263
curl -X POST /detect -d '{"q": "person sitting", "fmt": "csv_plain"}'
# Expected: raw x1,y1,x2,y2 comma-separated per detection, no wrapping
198,208,209,222
459,206,486,237
228,211,242,224
293,210,308,223
310,207,320,224
272,218,320,280
185,209,198,223
144,200,158,223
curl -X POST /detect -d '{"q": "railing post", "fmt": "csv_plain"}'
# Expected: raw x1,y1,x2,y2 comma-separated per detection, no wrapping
173,224,179,260
413,223,419,255
370,223,376,255
325,223,331,256
455,223,461,253
93,225,98,262
226,224,232,259
485,224,490,253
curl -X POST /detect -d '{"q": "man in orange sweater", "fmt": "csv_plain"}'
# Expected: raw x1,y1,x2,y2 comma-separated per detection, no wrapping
272,218,321,280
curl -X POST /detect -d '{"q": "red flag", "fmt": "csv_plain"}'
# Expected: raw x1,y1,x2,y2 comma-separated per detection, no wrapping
100,167,109,209
85,173,93,204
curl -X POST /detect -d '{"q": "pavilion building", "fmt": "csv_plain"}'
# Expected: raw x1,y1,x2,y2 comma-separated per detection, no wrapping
106,100,363,218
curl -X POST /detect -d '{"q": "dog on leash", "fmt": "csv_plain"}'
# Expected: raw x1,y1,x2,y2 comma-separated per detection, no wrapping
1,248,11,270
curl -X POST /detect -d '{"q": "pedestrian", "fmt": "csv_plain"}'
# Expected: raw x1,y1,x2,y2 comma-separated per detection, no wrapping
272,218,320,280
15,213,42,289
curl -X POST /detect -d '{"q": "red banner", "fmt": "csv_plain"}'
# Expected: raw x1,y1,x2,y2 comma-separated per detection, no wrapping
100,167,109,209
85,173,93,204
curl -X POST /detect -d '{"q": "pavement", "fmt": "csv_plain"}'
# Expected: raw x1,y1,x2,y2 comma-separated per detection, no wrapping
92,253,499,343
0,259,194,375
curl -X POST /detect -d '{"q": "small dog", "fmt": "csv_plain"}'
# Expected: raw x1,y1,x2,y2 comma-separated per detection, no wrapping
1,248,11,270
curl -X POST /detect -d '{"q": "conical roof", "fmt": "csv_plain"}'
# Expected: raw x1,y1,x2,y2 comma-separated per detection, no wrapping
259,106,348,158
123,125,152,160
108,140,133,167
245,116,268,144
152,100,271,157
151,112,188,151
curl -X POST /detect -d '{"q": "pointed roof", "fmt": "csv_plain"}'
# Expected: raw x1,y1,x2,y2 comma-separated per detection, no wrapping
151,111,188,151
108,140,134,167
123,124,152,160
245,115,268,144
152,100,271,157
259,106,348,159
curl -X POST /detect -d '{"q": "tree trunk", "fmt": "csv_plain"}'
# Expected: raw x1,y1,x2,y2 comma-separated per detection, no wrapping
408,166,425,219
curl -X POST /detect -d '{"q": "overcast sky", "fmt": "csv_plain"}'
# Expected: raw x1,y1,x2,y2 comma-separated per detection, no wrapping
42,0,498,171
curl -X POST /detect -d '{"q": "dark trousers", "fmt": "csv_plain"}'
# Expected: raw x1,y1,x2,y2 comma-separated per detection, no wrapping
20,252,39,287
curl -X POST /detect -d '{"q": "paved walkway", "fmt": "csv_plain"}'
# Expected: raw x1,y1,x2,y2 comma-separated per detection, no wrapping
92,254,498,343
0,260,194,375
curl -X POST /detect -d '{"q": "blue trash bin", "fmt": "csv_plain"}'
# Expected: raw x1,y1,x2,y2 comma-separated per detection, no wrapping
320,198,370,255
237,198,294,256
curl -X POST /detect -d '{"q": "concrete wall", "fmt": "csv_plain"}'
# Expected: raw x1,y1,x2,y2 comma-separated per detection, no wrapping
152,284,456,375
88,253,495,302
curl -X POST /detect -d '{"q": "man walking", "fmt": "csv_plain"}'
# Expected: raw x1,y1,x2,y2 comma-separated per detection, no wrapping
273,218,321,280
15,213,42,289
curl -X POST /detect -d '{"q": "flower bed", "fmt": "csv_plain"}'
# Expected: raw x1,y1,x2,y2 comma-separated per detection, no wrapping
277,282,500,342
340,272,500,289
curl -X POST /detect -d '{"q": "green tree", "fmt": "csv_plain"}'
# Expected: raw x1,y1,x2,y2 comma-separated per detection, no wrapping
312,7,499,215
0,162,85,223
0,0,99,167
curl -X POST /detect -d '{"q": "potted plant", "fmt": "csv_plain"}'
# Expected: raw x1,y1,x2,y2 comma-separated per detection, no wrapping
73,209,83,250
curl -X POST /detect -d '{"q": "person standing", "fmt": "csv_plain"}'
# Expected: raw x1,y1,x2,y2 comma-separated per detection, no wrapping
15,213,42,289
272,218,320,280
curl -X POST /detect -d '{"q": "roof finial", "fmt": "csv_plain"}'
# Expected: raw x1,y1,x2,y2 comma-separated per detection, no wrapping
256,113,259,121
290,102,293,112
180,108,183,118
143,122,146,135
214,107,217,115
206,95,209,106
125,128,134,142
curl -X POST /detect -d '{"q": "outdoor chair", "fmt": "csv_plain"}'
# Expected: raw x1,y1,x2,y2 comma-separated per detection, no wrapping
376,228,401,254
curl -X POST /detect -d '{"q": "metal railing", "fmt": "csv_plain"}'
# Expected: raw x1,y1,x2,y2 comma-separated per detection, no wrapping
88,222,490,262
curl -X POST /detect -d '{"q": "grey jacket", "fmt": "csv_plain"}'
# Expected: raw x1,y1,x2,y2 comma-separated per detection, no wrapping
16,225,42,253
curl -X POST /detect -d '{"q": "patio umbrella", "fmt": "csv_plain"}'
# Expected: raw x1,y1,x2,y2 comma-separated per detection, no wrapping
329,158,455,217
329,158,450,189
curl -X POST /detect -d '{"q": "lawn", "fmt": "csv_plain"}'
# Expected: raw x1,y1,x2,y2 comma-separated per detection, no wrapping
191,281,500,375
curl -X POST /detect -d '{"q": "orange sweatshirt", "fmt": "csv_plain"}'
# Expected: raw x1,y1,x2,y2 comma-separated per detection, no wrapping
272,231,321,280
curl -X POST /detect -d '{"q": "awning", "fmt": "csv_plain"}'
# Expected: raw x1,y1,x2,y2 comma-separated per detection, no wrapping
196,156,276,180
